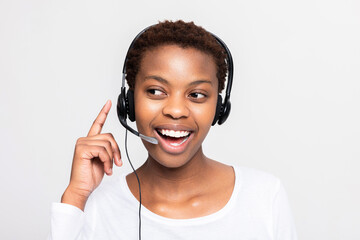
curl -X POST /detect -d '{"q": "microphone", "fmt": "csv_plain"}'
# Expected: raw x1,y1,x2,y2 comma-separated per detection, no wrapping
117,78,158,145
118,113,158,144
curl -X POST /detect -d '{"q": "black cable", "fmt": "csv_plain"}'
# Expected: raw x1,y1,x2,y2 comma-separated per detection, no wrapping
125,130,142,240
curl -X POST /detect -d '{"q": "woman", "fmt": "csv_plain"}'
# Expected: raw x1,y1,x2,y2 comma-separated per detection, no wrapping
49,20,297,239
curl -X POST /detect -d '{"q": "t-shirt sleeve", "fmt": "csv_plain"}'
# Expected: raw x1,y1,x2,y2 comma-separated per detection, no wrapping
47,202,85,240
272,180,298,240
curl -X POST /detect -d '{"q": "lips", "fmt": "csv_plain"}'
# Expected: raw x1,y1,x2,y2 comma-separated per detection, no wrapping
154,125,194,154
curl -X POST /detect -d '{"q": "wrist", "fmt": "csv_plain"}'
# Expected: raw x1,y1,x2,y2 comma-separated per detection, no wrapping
61,187,89,211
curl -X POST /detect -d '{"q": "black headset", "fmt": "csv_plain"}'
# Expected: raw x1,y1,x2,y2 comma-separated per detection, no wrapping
117,25,234,144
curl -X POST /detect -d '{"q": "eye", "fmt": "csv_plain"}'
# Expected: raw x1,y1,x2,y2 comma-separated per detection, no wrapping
189,92,207,100
147,88,166,97
189,92,206,99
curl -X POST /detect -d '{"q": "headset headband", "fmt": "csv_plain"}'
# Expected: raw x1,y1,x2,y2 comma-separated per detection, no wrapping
121,25,234,102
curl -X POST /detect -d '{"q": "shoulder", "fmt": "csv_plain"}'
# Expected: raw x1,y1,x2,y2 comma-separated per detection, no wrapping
84,174,133,211
233,165,282,200
228,166,287,224
230,166,297,238
234,166,280,184
93,175,124,197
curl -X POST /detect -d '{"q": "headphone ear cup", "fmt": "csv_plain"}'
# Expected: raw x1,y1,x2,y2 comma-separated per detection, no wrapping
212,95,223,126
218,100,231,125
127,89,136,122
117,88,127,122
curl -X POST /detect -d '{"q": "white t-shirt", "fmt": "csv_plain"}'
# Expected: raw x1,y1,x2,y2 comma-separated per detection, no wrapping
48,166,297,240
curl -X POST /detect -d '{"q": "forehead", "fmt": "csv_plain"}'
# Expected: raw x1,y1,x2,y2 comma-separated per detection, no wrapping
137,44,218,85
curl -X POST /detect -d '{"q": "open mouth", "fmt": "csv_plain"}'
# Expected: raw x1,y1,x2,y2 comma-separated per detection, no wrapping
156,128,192,147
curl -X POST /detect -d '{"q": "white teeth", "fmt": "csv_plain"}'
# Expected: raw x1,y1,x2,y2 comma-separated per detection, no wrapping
160,129,190,138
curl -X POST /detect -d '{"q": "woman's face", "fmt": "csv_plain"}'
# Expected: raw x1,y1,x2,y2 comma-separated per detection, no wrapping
134,44,219,168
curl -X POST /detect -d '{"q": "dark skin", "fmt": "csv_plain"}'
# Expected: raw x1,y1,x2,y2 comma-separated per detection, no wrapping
126,45,235,218
62,44,235,219
127,158,234,218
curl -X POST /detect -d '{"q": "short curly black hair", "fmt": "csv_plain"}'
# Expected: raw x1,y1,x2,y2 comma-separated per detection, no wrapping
125,20,228,93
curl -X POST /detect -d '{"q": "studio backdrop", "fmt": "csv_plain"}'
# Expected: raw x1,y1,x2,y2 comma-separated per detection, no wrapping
0,0,359,239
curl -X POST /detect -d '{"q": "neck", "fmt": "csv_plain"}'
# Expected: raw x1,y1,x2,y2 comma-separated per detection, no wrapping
137,146,212,196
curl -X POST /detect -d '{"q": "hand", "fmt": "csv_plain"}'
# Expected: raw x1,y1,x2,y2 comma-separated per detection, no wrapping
61,100,122,210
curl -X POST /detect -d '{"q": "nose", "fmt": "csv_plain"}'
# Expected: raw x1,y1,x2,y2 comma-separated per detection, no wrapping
162,94,190,119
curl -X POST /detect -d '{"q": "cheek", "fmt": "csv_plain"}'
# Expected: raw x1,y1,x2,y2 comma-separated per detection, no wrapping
194,102,216,116
191,99,218,128
136,98,161,116
134,94,162,130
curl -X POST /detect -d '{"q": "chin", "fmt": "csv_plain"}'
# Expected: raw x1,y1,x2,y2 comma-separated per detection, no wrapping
154,159,188,169
143,141,202,170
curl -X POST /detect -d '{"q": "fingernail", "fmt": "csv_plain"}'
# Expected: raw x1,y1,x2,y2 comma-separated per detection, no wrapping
109,168,112,175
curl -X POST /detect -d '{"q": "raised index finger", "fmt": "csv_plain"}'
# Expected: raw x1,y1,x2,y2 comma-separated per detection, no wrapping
87,100,112,137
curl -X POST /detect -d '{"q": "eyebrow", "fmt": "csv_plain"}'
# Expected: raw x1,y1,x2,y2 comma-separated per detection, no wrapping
144,75,213,86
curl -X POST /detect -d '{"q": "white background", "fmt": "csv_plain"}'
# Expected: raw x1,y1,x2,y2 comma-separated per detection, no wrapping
0,0,359,239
